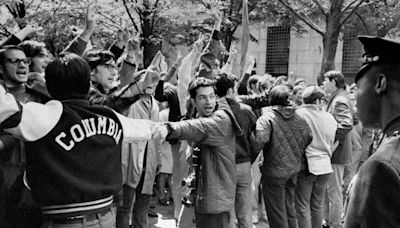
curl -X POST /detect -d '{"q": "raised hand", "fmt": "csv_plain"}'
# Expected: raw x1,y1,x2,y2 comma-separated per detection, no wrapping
193,33,205,52
85,3,97,33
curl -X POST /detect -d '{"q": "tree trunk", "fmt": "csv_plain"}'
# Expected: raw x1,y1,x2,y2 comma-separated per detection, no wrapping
318,0,343,84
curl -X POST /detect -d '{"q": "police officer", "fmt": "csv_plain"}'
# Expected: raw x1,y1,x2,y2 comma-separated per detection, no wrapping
344,36,400,228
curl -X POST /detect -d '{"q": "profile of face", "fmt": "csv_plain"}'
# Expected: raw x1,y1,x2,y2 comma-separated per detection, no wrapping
193,86,216,117
356,68,380,129
30,48,50,73
323,77,336,94
91,59,118,91
1,49,30,86
293,87,305,106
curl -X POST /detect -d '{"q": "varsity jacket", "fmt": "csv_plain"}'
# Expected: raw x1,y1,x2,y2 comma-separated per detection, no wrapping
0,85,154,218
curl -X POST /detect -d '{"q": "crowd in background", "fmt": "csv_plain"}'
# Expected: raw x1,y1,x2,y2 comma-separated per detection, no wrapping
0,3,382,228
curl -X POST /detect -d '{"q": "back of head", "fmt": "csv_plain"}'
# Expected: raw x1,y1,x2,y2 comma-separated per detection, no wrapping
324,70,345,89
45,52,91,100
269,84,291,106
18,40,46,58
302,85,326,104
215,73,235,97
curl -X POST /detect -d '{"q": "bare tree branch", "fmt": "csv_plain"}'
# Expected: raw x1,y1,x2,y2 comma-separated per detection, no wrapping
26,0,36,9
354,11,370,35
150,0,160,33
41,1,63,25
33,0,45,13
311,0,326,16
122,0,139,32
0,23,12,37
339,0,367,28
341,0,359,14
98,11,122,29
277,0,324,35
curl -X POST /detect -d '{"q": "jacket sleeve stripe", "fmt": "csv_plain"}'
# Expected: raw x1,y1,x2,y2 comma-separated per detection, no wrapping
0,102,22,129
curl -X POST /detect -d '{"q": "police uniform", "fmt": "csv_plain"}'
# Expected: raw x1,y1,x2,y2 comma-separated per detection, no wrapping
344,36,400,228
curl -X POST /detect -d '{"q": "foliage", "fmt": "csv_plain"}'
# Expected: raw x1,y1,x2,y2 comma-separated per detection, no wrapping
345,0,400,37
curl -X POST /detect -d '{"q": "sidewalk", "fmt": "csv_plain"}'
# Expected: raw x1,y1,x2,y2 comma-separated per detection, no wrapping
148,196,269,228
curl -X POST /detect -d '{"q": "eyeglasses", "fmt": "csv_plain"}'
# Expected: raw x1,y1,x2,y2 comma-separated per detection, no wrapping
5,58,31,65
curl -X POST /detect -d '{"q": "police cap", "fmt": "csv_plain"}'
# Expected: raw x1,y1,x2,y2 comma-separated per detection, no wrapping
356,35,400,83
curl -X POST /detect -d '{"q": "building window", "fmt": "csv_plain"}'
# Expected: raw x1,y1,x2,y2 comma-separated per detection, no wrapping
265,26,290,76
342,32,363,80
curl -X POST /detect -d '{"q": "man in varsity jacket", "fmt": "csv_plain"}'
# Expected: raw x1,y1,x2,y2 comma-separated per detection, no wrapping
0,52,159,227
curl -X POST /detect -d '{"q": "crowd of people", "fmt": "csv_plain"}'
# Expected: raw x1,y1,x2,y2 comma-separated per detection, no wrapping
1,3,400,228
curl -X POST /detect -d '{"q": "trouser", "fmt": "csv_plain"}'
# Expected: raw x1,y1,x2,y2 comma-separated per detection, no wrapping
343,150,362,198
230,162,252,228
171,141,190,220
116,173,150,228
325,164,345,228
177,204,194,228
262,174,298,228
195,211,230,228
295,172,331,228
41,208,115,228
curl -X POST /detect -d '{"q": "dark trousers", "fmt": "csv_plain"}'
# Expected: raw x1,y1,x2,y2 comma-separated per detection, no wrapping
195,211,230,228
262,174,298,228
116,173,151,228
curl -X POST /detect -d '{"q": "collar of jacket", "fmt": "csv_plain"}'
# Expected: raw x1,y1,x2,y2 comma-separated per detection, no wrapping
217,97,243,136
300,104,321,111
0,79,51,100
61,99,90,106
326,88,346,109
383,115,400,137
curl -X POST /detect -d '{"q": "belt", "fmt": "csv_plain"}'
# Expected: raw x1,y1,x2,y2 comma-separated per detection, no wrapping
50,208,111,225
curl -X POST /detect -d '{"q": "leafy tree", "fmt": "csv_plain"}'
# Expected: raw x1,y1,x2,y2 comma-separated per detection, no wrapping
270,0,370,78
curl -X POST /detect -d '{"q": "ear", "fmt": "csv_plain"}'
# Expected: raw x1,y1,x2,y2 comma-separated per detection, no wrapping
375,73,387,95
227,87,233,96
190,97,196,106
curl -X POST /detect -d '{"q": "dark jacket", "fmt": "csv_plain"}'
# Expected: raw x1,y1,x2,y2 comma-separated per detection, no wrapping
255,106,312,178
167,98,242,214
344,119,400,228
326,89,353,164
226,97,258,164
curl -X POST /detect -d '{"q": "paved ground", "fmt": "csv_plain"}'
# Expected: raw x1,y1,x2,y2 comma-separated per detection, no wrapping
148,196,270,228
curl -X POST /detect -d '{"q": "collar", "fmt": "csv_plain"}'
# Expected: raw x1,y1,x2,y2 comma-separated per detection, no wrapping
383,116,400,137
61,99,90,106
301,104,320,110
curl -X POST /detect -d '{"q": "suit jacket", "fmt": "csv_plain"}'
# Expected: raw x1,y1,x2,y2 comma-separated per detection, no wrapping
326,89,353,164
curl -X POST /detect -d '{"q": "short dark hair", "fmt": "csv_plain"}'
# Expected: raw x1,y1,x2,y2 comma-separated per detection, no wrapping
248,75,259,87
324,70,345,89
269,84,291,106
302,85,326,104
188,77,216,99
0,45,25,66
83,49,115,70
45,52,91,100
18,40,46,58
293,85,305,95
215,73,235,97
